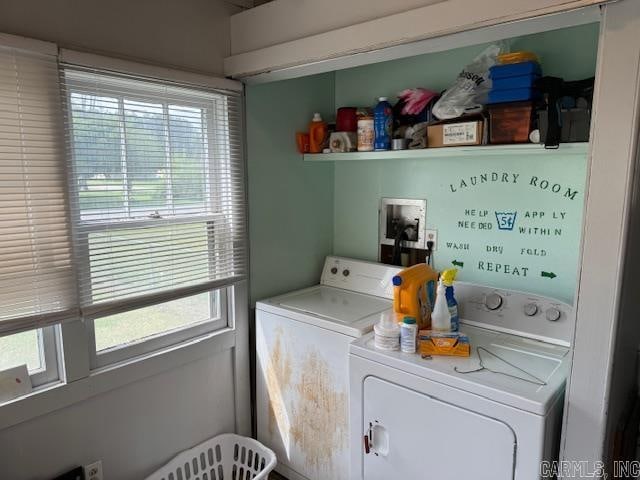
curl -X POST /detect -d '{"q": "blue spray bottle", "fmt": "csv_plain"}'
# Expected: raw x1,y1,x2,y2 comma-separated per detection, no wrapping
442,269,459,332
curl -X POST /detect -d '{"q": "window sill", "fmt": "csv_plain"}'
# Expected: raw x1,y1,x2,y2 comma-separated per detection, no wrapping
0,327,236,430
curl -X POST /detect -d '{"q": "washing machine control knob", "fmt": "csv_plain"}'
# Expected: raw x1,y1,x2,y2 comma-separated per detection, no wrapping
545,307,561,322
485,293,503,311
330,267,338,274
523,303,538,317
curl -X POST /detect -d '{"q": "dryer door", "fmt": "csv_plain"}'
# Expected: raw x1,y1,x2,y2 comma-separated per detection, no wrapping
363,377,516,480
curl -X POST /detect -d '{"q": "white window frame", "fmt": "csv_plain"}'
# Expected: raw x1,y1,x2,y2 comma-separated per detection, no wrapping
88,288,229,369
64,71,237,368
0,281,247,433
31,327,62,386
0,326,62,388
66,85,219,222
0,45,249,437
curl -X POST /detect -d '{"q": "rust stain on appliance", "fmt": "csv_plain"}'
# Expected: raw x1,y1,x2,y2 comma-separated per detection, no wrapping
290,350,347,470
267,327,292,435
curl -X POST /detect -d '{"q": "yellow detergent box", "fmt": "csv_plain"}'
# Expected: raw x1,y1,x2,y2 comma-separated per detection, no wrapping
418,330,471,357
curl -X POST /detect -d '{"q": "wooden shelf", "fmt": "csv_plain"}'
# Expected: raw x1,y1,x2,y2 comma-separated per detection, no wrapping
303,142,589,162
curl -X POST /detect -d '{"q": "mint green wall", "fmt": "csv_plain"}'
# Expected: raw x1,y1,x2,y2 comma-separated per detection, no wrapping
334,152,587,304
332,24,599,304
334,23,599,106
245,24,599,304
246,74,335,304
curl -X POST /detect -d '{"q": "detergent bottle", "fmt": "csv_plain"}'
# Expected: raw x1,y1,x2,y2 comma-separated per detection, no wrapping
374,97,393,151
431,279,452,332
309,113,328,153
392,263,439,330
441,269,459,331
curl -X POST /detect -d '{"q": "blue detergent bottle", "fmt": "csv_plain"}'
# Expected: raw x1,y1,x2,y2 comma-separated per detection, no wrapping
374,97,393,150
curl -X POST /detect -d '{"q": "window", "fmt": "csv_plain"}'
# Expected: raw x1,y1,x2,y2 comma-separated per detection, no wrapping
93,291,222,352
0,330,41,372
62,68,245,365
0,327,59,387
90,289,227,366
0,36,245,405
0,44,70,386
67,91,214,221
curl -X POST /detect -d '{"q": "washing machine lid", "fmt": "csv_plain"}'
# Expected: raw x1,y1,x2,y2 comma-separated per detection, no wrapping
257,285,391,337
350,324,570,415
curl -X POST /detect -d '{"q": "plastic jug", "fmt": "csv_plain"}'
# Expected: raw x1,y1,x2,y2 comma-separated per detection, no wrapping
373,97,393,151
392,263,439,330
309,113,328,153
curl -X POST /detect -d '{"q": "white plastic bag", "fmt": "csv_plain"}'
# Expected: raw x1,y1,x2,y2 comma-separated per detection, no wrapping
432,44,503,120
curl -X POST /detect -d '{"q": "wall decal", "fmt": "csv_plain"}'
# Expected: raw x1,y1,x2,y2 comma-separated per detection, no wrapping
334,150,588,304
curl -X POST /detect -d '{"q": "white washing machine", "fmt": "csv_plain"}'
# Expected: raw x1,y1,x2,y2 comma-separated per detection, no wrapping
350,282,574,480
255,256,401,480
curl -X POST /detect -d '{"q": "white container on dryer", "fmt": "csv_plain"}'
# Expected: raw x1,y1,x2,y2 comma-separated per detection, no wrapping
255,256,401,480
350,282,575,480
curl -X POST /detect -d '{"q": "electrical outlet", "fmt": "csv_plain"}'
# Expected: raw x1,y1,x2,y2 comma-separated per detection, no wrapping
83,460,103,480
425,229,437,250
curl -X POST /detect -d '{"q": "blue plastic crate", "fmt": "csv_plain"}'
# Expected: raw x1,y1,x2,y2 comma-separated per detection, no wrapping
489,61,541,79
492,74,540,90
488,88,540,104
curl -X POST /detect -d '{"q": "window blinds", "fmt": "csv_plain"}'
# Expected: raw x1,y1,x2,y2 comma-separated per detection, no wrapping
0,46,78,336
61,67,247,318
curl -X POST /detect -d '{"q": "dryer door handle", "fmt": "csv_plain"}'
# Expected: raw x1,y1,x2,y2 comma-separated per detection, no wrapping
365,421,390,457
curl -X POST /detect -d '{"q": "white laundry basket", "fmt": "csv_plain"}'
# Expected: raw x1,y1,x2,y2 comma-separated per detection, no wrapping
145,433,277,480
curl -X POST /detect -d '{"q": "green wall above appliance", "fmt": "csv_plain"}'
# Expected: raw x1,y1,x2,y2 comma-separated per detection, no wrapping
330,23,598,304
244,23,599,305
246,73,335,304
335,23,599,108
334,148,588,304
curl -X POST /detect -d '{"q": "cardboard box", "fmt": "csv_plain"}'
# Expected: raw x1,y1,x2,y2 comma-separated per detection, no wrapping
427,119,485,147
418,330,471,357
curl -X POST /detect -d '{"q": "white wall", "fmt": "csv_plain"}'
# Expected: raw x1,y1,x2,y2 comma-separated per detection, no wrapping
230,0,443,54
0,352,236,480
0,0,241,75
0,2,246,479
225,0,603,78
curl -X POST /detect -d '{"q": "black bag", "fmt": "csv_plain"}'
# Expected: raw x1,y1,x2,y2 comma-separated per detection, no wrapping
536,76,594,148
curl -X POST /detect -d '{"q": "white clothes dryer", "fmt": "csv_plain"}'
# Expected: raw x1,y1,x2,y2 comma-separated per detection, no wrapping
350,282,574,480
